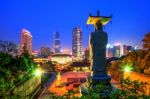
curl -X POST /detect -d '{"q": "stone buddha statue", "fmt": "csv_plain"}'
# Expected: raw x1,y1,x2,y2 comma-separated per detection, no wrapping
85,12,112,95
89,20,111,83
90,20,108,76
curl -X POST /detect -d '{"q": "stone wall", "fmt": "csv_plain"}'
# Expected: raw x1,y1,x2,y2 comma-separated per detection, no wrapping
124,71,150,95
12,75,41,98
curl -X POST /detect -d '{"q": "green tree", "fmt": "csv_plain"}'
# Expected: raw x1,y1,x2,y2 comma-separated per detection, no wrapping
0,49,36,98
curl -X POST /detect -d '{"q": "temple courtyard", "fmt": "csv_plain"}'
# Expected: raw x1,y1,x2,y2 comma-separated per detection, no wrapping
39,71,119,99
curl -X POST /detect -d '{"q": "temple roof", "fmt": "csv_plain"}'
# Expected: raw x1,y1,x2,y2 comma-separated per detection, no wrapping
87,16,112,25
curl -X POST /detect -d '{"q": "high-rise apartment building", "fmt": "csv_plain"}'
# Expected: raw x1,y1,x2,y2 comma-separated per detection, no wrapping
72,27,82,60
84,48,90,60
40,47,51,57
20,29,32,54
113,45,121,57
54,32,61,54
123,45,132,55
106,44,114,58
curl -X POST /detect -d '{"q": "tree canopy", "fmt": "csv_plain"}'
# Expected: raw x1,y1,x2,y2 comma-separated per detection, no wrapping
0,51,36,98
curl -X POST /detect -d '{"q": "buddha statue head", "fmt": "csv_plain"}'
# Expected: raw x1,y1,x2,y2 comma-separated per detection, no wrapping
94,20,103,31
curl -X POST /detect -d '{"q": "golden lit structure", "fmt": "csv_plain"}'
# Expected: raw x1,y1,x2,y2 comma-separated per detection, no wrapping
86,11,112,26
51,54,72,64
87,16,111,25
55,72,62,87
33,58,49,63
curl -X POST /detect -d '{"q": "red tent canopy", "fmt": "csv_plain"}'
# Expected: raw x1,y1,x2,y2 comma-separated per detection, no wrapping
66,84,73,91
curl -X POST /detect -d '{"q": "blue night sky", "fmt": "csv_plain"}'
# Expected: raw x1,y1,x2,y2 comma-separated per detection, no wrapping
0,0,150,51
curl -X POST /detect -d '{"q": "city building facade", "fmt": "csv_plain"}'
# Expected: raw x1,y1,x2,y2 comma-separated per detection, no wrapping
106,44,138,58
84,48,90,60
20,29,32,54
72,27,83,60
54,32,61,54
113,45,121,57
123,45,132,55
106,44,114,58
40,47,51,57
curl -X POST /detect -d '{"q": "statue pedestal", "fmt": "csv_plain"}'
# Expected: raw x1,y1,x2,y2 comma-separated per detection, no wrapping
91,75,112,96
81,75,112,95
92,70,111,85
92,75,111,84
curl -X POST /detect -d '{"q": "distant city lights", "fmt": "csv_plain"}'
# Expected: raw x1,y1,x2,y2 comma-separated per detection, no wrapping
106,44,113,48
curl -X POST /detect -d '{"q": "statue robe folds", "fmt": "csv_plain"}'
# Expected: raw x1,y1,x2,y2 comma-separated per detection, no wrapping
89,30,108,76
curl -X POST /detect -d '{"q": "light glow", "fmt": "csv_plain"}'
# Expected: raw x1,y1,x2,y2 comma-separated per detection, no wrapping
122,65,133,72
114,43,121,46
106,44,113,48
35,69,42,76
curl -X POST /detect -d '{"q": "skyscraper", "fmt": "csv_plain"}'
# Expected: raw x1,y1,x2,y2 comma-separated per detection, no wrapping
54,32,61,54
20,29,32,54
84,48,90,60
40,47,51,58
106,44,114,58
72,27,82,60
114,45,121,57
123,45,132,55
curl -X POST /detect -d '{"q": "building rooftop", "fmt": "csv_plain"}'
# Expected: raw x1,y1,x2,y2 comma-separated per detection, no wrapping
51,54,72,57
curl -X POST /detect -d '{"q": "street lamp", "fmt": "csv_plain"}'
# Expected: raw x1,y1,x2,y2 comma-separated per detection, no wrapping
122,65,133,79
122,65,133,72
35,69,42,76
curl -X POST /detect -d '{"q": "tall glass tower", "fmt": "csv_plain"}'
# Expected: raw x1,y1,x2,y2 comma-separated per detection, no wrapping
72,27,82,60
54,32,61,54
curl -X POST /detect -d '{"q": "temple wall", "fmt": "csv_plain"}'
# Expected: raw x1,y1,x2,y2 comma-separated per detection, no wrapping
12,75,41,98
